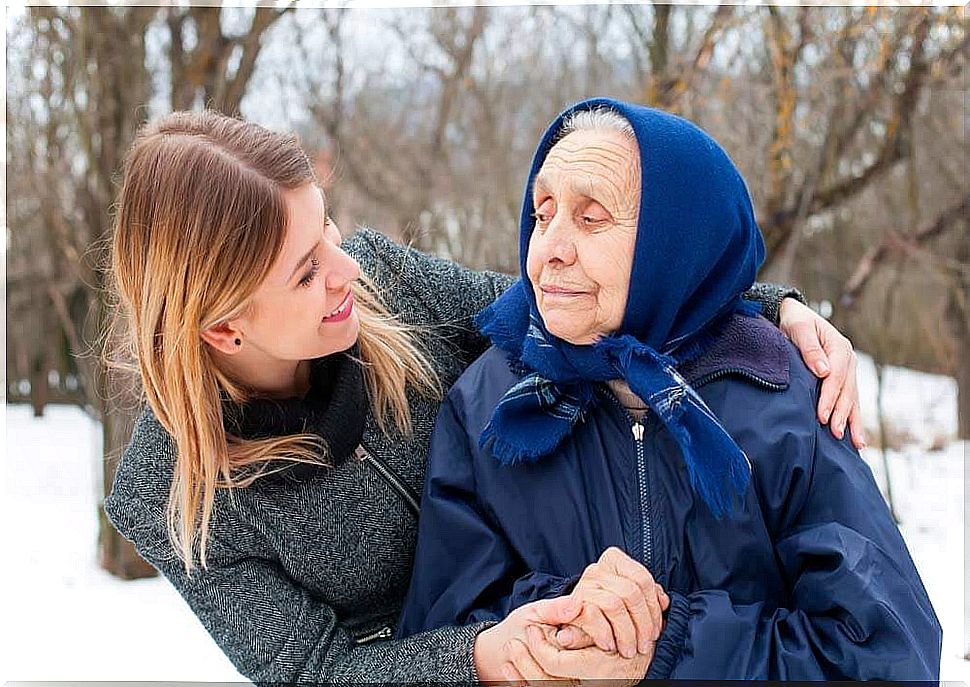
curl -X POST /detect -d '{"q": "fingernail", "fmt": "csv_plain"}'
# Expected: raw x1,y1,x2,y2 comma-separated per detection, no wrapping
556,627,572,645
640,639,650,654
816,360,830,375
821,407,832,423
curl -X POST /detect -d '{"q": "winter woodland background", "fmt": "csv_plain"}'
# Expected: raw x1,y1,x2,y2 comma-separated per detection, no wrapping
4,3,969,681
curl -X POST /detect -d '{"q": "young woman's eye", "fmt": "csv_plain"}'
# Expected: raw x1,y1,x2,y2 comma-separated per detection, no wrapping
299,257,320,288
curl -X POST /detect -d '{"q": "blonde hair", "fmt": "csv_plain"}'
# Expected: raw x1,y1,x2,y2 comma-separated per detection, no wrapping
106,111,440,572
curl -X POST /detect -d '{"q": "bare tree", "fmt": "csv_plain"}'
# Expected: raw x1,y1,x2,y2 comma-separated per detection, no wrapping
7,6,289,578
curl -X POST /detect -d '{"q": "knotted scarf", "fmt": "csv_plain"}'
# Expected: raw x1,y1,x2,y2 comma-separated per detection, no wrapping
477,98,766,517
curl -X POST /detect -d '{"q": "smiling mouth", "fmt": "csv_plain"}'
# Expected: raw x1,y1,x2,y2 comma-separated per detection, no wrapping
541,285,589,297
322,292,354,323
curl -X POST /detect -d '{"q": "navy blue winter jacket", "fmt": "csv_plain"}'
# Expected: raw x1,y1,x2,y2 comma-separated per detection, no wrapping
397,314,941,680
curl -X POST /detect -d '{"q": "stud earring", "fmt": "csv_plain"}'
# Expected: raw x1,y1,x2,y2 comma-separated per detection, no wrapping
235,338,242,346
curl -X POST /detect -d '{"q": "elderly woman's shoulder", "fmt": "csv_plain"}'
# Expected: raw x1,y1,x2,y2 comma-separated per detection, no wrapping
685,314,821,421
443,346,519,424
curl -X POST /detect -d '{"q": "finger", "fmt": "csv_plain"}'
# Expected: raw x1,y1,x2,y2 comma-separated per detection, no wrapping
816,344,850,425
603,547,656,599
572,602,616,653
658,587,670,611
587,588,639,658
555,624,596,650
789,320,831,379
524,625,570,679
595,548,664,652
828,353,858,441
528,594,582,626
848,398,867,449
500,661,526,686
526,626,623,681
594,574,656,655
507,636,554,682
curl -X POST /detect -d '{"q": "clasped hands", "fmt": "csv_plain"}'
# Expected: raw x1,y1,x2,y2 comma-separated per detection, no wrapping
474,547,668,684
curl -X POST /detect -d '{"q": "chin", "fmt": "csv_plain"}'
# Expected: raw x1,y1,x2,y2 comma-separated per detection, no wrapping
543,319,594,346
317,314,361,357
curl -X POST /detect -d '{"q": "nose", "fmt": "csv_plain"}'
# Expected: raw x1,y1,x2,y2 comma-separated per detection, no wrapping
325,241,361,291
536,213,577,266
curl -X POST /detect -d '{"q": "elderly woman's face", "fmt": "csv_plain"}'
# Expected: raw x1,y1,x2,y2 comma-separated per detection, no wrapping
526,129,641,345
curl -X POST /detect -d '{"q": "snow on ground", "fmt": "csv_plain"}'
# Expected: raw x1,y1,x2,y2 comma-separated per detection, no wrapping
1,352,967,682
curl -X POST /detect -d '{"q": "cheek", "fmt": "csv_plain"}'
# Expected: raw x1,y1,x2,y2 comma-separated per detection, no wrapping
525,238,544,287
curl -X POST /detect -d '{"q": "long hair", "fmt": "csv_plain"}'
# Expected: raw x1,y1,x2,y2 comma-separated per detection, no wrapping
106,111,440,571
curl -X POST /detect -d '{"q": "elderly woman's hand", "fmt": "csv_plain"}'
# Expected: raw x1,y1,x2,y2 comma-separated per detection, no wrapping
555,547,668,658
779,298,866,449
504,623,652,685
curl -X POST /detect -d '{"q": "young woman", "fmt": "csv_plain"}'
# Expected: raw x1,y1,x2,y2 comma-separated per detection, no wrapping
103,110,863,682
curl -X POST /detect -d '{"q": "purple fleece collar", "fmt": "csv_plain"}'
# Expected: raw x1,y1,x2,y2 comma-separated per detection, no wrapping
677,314,791,389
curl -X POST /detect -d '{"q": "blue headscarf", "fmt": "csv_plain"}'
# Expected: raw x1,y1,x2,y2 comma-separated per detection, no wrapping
476,98,766,517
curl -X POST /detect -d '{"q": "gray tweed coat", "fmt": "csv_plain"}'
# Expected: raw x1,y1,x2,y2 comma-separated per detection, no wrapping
104,228,797,683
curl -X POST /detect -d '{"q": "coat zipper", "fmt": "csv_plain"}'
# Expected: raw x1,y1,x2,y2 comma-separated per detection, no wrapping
354,445,420,517
632,418,653,571
355,624,393,644
602,390,654,571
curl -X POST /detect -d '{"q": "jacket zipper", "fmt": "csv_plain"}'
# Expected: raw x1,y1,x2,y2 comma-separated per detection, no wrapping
355,624,393,644
355,445,420,517
632,419,653,571
602,390,654,571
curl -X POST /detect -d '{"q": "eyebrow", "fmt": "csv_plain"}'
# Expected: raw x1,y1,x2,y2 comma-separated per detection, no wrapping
287,241,321,284
534,172,609,203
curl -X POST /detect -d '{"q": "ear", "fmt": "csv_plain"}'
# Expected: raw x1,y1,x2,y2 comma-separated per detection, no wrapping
200,321,243,355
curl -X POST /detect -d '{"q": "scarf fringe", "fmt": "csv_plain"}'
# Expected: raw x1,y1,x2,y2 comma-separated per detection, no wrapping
480,421,566,465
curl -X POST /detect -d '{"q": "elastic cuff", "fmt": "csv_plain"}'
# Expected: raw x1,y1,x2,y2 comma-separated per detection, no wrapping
645,591,690,680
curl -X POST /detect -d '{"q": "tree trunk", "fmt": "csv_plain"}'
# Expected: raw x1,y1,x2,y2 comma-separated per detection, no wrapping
98,361,154,580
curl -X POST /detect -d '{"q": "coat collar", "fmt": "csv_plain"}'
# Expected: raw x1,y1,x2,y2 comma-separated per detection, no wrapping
677,313,790,391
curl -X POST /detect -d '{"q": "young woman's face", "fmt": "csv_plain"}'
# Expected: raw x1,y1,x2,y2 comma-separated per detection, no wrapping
236,183,361,361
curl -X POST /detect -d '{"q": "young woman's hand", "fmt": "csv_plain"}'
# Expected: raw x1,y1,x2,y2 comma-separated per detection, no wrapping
473,595,582,681
554,546,668,658
778,298,866,449
504,623,652,685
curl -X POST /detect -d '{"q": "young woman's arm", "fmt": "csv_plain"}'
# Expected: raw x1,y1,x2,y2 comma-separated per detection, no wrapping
103,417,488,683
106,497,489,682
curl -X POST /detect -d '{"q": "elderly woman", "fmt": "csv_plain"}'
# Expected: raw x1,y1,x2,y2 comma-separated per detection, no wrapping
396,98,941,681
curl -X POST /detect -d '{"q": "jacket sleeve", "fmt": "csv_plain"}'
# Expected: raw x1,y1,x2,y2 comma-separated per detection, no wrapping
103,492,489,683
356,228,516,365
646,405,941,681
396,393,577,638
743,282,805,325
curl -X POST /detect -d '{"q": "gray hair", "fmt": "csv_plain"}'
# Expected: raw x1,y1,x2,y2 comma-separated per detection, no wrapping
557,107,635,141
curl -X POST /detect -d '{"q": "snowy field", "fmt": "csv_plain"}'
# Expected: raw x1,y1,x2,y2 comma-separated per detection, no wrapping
2,353,967,683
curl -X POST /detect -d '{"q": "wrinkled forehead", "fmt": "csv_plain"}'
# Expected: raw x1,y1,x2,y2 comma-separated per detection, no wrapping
534,129,642,204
